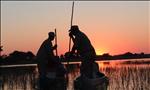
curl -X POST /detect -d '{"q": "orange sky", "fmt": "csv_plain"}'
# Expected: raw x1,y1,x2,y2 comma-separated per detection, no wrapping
1,1,150,56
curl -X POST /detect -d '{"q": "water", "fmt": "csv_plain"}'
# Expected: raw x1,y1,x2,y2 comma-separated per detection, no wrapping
99,59,150,90
0,58,150,90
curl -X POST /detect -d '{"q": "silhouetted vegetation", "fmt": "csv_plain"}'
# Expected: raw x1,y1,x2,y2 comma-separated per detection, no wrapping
61,52,150,62
0,46,3,52
0,51,150,65
96,52,150,61
0,50,35,65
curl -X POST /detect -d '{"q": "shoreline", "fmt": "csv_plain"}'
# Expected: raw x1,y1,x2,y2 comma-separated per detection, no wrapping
0,58,150,68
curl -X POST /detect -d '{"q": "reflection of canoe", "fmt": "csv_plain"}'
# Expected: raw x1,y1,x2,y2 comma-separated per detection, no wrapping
74,74,109,90
34,76,67,90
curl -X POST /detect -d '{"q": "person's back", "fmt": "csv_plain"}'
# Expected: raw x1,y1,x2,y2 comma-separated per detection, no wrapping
36,38,53,64
77,32,96,78
74,31,96,57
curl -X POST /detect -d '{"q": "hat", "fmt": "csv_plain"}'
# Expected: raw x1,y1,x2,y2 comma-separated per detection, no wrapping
48,32,55,37
69,25,79,32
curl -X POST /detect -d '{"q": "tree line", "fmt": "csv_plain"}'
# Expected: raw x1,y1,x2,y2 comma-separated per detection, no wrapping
0,50,150,65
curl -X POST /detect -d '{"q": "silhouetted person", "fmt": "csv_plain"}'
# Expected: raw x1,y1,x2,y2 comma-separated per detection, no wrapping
36,32,58,90
69,25,97,78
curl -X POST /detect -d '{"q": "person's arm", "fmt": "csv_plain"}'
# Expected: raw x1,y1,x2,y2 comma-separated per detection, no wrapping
71,44,76,54
69,32,76,54
52,44,57,51
46,45,56,62
45,41,55,58
69,32,75,43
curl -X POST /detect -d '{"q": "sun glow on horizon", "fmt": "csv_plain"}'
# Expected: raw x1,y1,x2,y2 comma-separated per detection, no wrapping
96,49,106,55
1,1,149,55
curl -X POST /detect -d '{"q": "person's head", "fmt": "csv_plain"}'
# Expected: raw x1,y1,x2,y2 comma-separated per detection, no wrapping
48,32,55,40
69,25,80,35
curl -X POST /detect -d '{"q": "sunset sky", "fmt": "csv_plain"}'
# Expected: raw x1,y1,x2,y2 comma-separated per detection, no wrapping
1,1,150,56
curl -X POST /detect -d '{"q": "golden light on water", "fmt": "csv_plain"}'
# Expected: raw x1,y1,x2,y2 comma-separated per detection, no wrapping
98,62,105,68
97,61,123,68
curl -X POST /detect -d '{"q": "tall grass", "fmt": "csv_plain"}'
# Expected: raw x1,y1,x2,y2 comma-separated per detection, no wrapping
0,60,150,90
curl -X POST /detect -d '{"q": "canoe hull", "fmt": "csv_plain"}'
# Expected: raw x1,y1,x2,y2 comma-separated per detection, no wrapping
74,75,109,90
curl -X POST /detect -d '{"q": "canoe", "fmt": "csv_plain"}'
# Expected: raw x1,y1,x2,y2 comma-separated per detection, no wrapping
74,73,109,90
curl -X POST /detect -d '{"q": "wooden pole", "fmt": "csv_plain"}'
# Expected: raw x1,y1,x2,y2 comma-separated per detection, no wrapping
68,1,74,53
55,28,58,56
67,1,75,85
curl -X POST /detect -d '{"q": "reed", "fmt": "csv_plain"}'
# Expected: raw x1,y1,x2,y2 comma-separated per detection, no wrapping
0,59,149,90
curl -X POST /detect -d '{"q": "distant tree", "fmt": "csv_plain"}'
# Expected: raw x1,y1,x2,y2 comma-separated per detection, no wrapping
8,51,32,62
102,53,111,57
140,52,144,55
26,51,35,60
1,54,7,59
9,51,25,61
0,46,2,52
0,46,3,57
121,52,133,59
124,52,133,56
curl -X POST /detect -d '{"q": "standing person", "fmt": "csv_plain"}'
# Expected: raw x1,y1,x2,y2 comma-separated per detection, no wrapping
36,32,57,90
69,25,97,79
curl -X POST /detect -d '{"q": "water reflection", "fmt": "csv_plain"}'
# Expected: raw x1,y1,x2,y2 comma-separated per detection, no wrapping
0,67,37,90
98,59,150,90
0,59,150,90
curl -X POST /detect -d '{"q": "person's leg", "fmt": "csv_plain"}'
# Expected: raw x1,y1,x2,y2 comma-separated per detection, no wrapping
88,59,94,78
39,75,47,90
80,51,96,78
80,59,93,78
38,67,48,90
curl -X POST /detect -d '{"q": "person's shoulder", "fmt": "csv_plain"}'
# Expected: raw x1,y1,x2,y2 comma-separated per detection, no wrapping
79,31,87,37
44,38,51,42
41,38,50,45
41,39,46,43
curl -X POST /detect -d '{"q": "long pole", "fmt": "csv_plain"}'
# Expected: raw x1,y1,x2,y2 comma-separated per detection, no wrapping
67,0,75,85
68,1,74,53
54,28,58,56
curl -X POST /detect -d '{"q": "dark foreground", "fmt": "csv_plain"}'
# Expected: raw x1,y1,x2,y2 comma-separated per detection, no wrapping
0,59,150,90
